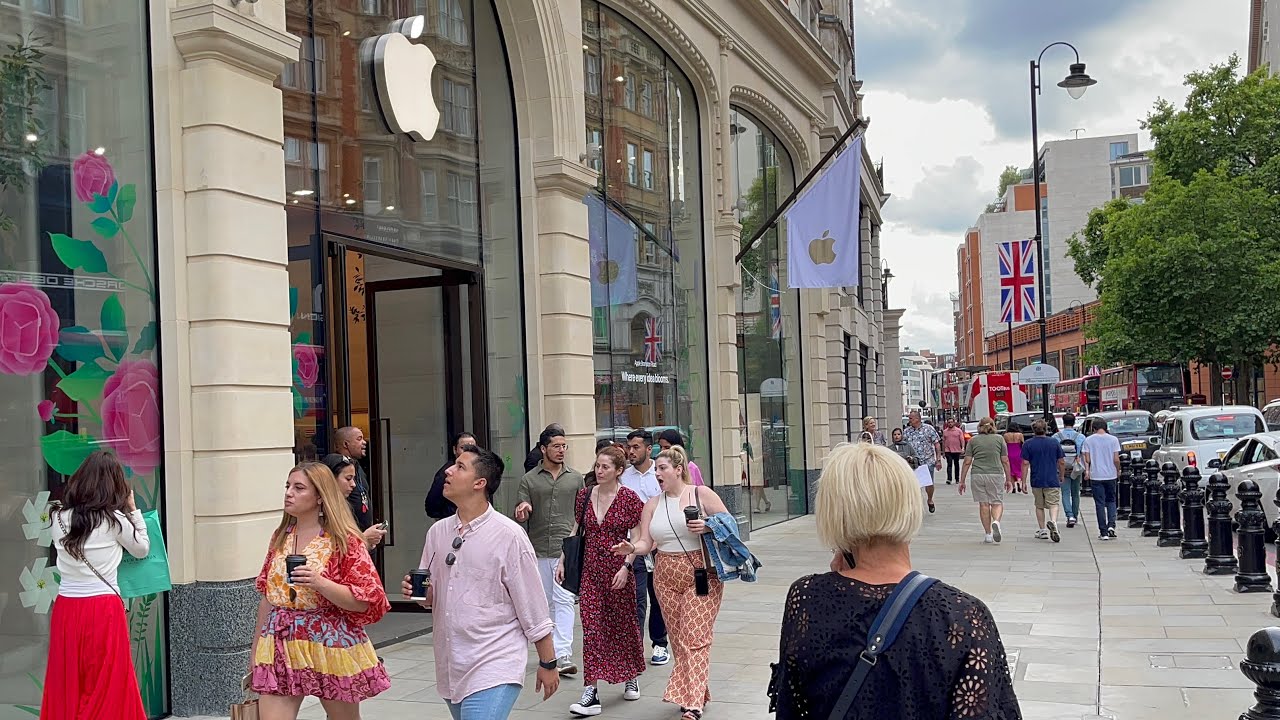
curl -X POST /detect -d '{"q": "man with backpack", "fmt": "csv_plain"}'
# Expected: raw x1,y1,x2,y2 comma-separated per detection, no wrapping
1053,414,1085,528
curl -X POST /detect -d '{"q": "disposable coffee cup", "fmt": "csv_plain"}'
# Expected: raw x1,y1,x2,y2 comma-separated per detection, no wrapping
683,505,699,523
409,568,430,601
285,554,307,585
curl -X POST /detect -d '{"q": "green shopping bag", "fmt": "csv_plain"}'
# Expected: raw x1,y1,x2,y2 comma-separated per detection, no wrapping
118,510,172,598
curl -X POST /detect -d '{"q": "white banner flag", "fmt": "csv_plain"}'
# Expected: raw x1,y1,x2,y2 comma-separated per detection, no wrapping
786,135,862,289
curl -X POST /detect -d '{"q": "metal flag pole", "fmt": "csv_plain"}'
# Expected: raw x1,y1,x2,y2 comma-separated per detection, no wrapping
1007,321,1014,371
734,118,867,264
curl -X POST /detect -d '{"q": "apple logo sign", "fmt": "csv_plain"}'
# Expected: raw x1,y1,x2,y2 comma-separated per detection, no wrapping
808,230,837,265
364,16,440,142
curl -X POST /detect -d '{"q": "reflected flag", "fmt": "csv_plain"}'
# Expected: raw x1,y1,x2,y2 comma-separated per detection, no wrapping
998,240,1038,324
643,316,663,363
585,193,638,307
768,264,782,340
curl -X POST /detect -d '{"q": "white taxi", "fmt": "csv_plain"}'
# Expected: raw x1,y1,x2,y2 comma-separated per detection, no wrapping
1153,405,1267,473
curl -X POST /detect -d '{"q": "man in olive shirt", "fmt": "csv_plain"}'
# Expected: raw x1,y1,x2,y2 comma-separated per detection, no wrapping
515,427,584,676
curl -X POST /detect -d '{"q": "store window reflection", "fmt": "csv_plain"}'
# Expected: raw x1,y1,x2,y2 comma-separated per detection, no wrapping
583,1,711,476
732,108,806,528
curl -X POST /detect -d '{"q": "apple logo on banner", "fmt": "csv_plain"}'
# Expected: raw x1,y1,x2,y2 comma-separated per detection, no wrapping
808,230,837,265
365,16,440,142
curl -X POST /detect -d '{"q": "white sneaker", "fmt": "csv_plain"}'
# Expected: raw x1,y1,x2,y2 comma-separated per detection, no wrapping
1034,529,1050,540
623,678,640,701
991,521,1002,543
557,655,578,676
983,534,994,544
650,645,670,665
570,686,602,716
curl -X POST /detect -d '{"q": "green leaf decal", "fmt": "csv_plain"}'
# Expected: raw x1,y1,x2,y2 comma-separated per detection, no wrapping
48,234,108,273
295,332,312,345
57,362,111,403
292,386,306,418
40,431,95,475
116,183,137,224
289,286,299,319
132,321,157,355
89,192,113,214
56,326,106,364
100,295,127,360
90,217,119,239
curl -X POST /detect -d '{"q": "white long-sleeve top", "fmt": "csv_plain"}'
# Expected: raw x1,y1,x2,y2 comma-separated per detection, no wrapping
51,508,150,597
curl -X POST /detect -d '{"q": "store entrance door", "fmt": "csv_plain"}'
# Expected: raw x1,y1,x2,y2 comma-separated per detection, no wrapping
327,239,487,611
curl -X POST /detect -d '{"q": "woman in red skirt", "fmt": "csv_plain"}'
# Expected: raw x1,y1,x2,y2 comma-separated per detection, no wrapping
43,451,150,720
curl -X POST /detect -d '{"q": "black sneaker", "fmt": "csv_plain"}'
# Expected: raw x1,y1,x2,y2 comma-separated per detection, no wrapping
1098,534,1110,541
1107,527,1117,539
570,686,601,716
1066,518,1076,528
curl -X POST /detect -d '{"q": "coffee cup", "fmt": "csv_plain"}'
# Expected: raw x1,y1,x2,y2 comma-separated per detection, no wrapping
683,505,699,523
285,554,307,585
409,568,430,600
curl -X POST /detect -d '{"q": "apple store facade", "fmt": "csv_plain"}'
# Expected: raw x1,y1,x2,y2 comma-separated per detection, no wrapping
0,0,893,715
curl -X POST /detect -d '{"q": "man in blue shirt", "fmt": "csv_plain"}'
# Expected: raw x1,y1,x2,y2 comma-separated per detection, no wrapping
1022,419,1065,543
1082,418,1124,540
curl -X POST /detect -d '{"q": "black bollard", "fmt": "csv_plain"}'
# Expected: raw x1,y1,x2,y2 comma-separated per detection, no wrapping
1240,627,1280,719
1117,455,1132,520
1204,471,1238,576
1157,462,1183,548
1179,466,1208,559
1143,459,1163,537
1235,480,1273,594
1129,458,1148,528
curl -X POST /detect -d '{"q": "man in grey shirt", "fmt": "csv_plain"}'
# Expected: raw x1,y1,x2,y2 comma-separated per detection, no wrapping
1081,418,1123,541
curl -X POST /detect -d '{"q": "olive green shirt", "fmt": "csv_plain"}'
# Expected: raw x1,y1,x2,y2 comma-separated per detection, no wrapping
964,433,1009,476
517,463,585,557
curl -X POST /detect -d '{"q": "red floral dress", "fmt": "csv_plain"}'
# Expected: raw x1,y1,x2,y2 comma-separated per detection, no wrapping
576,486,646,685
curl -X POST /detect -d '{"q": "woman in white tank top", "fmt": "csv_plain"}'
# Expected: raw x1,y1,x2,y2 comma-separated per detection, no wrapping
610,445,731,720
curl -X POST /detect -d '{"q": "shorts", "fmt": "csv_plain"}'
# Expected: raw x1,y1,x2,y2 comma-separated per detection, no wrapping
970,473,1005,505
1033,487,1062,510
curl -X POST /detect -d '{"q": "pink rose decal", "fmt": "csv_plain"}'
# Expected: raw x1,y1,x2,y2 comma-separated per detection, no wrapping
100,359,161,476
0,283,60,375
292,343,321,389
72,152,115,203
37,400,54,422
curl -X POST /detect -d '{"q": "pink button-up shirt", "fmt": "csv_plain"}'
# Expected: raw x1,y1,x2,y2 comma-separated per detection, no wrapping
942,426,966,454
420,505,553,703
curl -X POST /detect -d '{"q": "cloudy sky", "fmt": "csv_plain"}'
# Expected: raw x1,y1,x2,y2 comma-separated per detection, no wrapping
857,0,1249,355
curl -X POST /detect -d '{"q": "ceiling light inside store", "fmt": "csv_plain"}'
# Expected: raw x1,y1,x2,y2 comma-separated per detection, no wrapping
385,205,395,211
343,193,350,198
615,76,625,82
343,30,351,36
291,189,315,197
345,199,357,205
93,147,106,155
24,133,38,142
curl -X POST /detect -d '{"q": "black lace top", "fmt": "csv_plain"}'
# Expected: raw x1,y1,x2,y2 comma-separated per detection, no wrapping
774,573,1021,720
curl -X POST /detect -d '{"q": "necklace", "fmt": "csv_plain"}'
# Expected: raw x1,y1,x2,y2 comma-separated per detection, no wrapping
592,485,618,524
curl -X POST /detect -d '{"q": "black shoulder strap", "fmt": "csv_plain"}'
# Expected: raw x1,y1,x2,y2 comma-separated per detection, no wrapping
826,572,937,720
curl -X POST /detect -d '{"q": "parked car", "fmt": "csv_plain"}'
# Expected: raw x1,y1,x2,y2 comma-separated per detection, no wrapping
1220,431,1280,540
1153,405,1267,473
1079,410,1160,462
1263,399,1280,432
962,421,979,441
997,411,1060,435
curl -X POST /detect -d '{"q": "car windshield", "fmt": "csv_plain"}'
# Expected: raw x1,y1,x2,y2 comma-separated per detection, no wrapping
1190,414,1264,440
1137,366,1182,386
1104,415,1157,435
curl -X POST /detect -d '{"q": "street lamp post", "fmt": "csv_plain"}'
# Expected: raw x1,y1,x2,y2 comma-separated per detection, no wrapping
1029,42,1096,417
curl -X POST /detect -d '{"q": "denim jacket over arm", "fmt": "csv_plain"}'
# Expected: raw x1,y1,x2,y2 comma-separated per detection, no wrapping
701,512,761,582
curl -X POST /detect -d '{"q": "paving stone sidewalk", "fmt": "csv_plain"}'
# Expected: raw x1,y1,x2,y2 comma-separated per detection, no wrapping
196,483,1277,719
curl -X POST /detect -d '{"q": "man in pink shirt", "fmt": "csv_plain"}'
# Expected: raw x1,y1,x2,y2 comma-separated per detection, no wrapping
401,444,560,719
941,419,966,485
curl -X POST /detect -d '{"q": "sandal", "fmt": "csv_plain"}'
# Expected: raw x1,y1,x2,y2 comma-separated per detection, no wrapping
681,710,703,720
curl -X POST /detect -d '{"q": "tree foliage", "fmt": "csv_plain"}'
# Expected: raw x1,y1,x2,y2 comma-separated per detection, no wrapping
984,165,1022,213
1074,55,1280,376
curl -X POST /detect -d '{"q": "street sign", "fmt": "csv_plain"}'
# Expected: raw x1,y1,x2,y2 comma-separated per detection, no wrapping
1221,366,1234,381
1018,362,1061,386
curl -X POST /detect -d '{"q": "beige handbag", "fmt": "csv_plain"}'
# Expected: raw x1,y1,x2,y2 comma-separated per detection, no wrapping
230,674,258,720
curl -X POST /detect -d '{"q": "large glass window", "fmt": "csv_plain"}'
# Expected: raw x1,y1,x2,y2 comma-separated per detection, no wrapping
584,1,711,476
0,3,166,715
731,108,805,528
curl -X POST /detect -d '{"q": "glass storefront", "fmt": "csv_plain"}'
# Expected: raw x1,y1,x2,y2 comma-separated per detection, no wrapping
0,2,166,716
583,1,712,473
731,108,807,528
280,0,525,602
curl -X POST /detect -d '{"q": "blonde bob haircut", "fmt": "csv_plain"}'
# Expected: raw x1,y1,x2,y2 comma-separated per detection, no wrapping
656,445,692,485
816,442,923,551
977,417,997,434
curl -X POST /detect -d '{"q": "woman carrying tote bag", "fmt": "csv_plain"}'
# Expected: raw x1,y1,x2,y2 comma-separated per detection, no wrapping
43,450,151,720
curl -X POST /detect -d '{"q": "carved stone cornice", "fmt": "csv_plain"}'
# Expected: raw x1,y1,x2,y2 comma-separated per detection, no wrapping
532,158,597,196
172,2,300,79
729,86,811,171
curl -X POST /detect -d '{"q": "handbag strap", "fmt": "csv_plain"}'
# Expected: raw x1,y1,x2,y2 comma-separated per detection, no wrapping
55,508,122,599
694,486,713,568
827,572,937,720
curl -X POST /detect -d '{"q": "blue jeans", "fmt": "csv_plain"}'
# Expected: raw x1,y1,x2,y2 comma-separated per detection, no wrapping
447,683,522,720
1092,479,1118,533
1061,473,1083,520
633,560,668,648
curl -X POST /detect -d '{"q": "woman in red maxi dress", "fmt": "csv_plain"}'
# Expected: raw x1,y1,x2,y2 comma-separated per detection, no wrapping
558,446,645,716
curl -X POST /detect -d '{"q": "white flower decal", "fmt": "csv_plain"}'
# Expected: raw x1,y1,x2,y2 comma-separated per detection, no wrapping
19,558,59,614
21,491,53,547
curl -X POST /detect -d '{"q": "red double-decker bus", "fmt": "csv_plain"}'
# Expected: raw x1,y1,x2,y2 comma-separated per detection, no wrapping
1098,362,1186,412
1053,373,1100,414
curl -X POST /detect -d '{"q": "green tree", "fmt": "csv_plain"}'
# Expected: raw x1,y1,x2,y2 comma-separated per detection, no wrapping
1075,56,1280,395
737,166,779,299
984,165,1022,213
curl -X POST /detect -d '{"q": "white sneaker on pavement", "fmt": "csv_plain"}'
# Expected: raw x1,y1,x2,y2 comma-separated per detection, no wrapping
624,678,640,701
1034,529,1050,540
651,645,670,665
991,521,1002,543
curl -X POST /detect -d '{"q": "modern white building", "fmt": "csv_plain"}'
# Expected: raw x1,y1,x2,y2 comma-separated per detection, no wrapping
1251,0,1280,75
900,353,933,414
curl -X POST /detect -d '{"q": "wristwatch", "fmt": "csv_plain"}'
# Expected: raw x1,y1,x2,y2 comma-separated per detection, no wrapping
538,658,558,670
623,560,633,569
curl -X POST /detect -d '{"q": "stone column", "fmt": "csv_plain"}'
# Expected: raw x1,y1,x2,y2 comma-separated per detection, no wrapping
827,324,849,443
711,213,746,531
883,309,905,422
155,2,299,715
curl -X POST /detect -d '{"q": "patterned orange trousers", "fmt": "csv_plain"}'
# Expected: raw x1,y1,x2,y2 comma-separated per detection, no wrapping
653,550,724,710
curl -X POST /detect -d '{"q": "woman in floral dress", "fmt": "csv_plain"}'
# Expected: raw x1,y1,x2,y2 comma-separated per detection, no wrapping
250,462,391,719
558,446,645,716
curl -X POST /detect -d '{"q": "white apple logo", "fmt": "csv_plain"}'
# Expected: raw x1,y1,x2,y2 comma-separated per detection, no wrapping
370,32,440,142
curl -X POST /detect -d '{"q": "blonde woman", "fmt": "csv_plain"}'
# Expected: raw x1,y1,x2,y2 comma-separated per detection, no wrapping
770,443,1020,718
959,418,1013,543
610,446,730,720
249,462,391,719
861,417,888,446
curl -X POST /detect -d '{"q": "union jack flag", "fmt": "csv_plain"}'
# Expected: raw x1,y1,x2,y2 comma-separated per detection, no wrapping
998,240,1038,324
643,317,663,363
769,264,782,340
